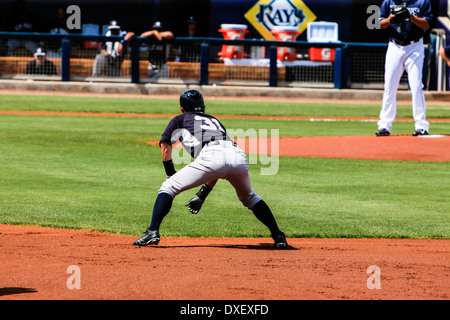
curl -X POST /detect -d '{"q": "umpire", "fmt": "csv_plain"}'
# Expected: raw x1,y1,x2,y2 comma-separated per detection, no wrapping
376,0,433,137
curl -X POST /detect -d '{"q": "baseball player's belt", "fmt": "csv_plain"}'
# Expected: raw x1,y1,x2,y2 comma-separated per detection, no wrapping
204,140,237,148
390,38,421,46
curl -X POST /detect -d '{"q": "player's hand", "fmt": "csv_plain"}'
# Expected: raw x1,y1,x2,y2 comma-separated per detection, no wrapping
185,195,204,214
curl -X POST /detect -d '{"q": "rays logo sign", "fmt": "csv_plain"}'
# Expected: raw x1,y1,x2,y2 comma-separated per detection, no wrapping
245,0,316,40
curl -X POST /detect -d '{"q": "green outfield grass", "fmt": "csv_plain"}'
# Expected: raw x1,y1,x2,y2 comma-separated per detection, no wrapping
2,93,450,119
0,94,449,239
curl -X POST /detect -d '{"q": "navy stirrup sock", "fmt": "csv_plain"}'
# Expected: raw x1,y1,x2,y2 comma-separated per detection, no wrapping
149,192,173,231
251,200,281,236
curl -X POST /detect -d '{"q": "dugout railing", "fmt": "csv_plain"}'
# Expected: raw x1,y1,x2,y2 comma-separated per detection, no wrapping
0,31,442,90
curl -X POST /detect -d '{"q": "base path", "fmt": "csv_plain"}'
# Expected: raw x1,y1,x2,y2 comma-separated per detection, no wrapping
0,225,448,300
150,135,450,162
241,135,450,162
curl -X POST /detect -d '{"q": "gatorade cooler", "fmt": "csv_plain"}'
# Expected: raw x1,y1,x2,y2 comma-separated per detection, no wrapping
82,23,101,49
309,48,336,61
307,22,339,62
271,26,299,61
218,24,249,59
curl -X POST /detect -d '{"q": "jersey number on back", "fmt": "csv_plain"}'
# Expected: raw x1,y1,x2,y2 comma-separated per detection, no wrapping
194,115,225,133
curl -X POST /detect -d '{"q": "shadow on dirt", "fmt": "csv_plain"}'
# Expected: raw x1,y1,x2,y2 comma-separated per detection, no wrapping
0,287,38,297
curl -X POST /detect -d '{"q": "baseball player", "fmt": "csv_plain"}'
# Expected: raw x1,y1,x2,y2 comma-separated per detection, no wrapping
376,0,433,137
133,89,287,248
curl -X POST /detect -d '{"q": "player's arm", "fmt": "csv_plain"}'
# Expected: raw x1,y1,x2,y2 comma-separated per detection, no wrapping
160,141,176,178
408,15,430,30
185,179,218,214
378,1,392,29
160,141,172,162
410,1,433,31
205,179,218,189
380,15,393,29
159,117,182,178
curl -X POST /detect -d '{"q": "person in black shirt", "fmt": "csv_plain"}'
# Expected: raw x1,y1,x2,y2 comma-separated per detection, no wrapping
179,16,201,63
141,21,175,78
26,48,57,75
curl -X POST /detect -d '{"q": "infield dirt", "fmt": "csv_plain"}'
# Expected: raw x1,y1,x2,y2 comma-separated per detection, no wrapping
0,224,449,300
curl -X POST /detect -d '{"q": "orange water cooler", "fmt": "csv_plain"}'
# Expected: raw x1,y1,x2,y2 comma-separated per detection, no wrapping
271,26,299,61
218,24,249,59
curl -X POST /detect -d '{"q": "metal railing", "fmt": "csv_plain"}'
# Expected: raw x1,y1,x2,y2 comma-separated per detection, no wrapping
0,31,434,90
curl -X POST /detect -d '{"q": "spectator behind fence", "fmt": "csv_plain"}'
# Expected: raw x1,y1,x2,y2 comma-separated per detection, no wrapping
26,48,57,75
130,21,176,79
46,7,70,58
179,16,201,63
0,20,7,56
49,7,70,35
93,20,128,77
7,0,39,56
186,16,198,37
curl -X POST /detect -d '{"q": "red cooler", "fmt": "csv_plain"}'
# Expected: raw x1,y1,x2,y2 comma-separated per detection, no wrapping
309,47,336,62
307,22,339,62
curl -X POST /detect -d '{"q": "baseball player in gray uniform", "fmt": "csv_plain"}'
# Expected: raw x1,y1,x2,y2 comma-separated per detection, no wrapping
133,89,287,248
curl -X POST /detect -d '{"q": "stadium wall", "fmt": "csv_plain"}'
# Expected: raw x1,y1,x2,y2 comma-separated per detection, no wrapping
1,79,449,102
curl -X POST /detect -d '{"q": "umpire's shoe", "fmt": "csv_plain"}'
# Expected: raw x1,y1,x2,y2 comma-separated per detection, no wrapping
133,229,160,246
272,232,288,249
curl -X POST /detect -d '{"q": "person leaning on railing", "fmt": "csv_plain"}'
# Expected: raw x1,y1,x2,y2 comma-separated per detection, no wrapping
120,21,175,79
438,45,450,67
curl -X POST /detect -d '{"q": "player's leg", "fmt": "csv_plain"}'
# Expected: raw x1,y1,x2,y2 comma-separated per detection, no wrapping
159,159,222,197
378,43,406,134
252,200,286,247
405,41,429,134
225,163,287,248
134,158,221,246
133,192,172,246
